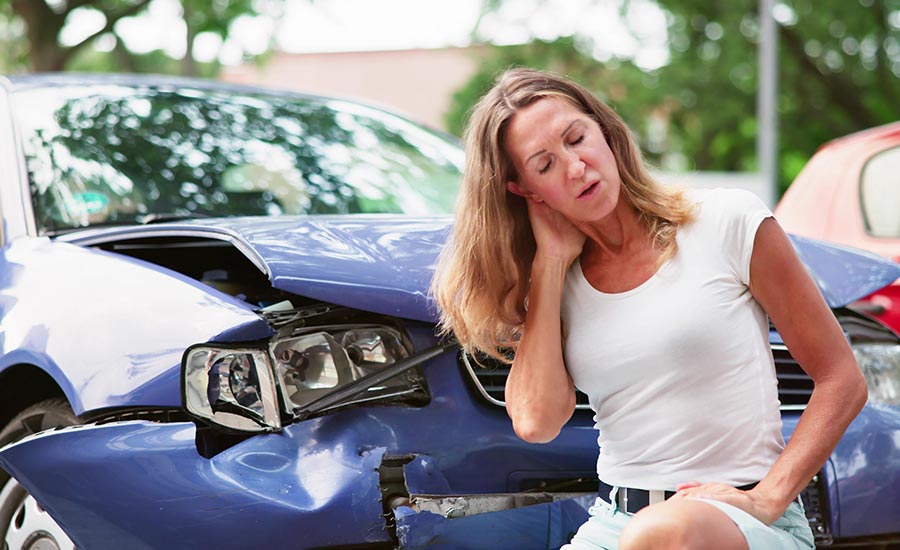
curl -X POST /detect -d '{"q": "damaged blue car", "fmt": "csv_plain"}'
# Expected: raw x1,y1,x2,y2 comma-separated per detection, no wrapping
0,74,899,550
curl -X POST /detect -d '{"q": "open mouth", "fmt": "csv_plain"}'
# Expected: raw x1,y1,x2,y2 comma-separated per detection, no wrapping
578,182,599,199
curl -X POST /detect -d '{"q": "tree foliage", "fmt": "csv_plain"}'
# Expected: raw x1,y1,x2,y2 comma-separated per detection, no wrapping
0,0,273,75
450,0,900,194
2,0,151,71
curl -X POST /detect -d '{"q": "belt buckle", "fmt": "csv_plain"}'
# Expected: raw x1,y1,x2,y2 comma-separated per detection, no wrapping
616,488,667,513
616,487,628,511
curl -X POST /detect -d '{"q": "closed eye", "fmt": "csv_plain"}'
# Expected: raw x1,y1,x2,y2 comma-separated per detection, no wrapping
570,134,585,146
538,159,552,174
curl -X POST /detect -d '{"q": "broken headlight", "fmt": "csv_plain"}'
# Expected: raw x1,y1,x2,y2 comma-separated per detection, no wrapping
854,343,900,406
183,346,281,433
183,324,427,433
271,325,416,410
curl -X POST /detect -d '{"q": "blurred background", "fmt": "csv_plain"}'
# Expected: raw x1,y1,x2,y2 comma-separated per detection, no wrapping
1,0,898,202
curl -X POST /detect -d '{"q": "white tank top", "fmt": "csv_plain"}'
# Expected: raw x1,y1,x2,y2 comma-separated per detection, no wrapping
561,188,784,490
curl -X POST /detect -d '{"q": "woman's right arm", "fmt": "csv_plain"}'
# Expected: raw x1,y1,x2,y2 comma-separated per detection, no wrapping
504,198,583,443
505,255,577,443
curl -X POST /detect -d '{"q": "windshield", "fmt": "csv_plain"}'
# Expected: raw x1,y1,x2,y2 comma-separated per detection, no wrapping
15,83,463,234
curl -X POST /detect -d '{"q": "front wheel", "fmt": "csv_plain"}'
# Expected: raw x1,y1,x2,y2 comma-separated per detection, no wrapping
0,399,78,550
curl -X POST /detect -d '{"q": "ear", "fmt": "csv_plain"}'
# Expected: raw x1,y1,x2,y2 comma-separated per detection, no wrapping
506,181,543,202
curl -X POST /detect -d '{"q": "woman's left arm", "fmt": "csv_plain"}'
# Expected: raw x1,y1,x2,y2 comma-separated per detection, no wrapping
676,217,868,524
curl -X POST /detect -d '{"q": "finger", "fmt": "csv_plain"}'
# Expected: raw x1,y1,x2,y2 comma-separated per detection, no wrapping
676,481,702,492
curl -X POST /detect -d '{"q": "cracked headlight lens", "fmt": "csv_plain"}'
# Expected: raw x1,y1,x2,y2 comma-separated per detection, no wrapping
854,343,900,406
182,324,426,432
183,346,281,432
271,325,415,411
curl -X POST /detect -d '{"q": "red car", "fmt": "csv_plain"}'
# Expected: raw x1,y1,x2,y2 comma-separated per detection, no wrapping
776,121,900,333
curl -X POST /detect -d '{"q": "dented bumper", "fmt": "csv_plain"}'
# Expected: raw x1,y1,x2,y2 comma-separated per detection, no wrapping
0,416,598,550
0,421,392,549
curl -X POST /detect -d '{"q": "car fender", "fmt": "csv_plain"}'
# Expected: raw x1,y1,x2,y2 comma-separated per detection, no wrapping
0,236,272,415
829,403,900,538
783,402,900,539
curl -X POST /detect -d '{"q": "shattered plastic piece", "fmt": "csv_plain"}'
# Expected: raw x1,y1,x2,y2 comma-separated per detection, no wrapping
403,455,451,494
396,494,594,549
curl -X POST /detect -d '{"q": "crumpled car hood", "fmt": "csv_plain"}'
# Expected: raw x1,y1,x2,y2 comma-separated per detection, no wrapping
64,216,900,322
186,217,900,319
214,215,453,322
789,234,900,310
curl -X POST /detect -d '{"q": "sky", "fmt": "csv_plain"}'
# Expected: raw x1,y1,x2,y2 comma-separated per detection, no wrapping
59,0,670,70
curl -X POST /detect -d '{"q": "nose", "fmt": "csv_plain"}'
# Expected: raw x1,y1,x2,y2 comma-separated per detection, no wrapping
566,151,586,180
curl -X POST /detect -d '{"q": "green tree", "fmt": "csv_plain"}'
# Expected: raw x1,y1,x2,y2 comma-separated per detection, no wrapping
445,37,666,160
0,0,277,75
452,0,900,194
2,0,154,71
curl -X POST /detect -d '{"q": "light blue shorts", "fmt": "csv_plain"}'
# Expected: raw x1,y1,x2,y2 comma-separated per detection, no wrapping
560,490,815,550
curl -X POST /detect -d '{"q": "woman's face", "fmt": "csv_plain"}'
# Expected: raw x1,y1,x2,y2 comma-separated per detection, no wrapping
504,96,623,224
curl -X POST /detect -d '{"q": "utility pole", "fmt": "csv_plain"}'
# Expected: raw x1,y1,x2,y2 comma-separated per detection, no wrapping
758,0,778,206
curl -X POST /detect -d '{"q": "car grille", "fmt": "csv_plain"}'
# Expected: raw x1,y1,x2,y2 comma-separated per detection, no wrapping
800,473,833,546
772,344,813,408
461,345,812,411
460,352,590,408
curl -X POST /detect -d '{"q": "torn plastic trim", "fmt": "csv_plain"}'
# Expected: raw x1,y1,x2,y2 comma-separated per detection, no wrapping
378,453,598,549
407,492,596,518
394,493,596,550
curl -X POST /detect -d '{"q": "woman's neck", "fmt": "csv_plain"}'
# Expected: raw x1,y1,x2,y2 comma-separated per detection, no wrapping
577,196,651,261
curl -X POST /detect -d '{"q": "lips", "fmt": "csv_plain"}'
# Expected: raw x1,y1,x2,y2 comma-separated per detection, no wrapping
578,181,599,199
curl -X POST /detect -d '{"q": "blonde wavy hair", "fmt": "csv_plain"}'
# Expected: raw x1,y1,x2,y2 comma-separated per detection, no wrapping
432,68,695,362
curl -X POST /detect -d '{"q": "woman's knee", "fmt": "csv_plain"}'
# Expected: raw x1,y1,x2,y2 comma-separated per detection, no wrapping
619,504,690,550
618,500,748,550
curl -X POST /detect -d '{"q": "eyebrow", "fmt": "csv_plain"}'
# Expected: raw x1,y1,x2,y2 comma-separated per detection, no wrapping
525,119,581,165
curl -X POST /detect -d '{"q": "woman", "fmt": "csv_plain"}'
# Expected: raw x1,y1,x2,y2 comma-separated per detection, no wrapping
432,67,867,549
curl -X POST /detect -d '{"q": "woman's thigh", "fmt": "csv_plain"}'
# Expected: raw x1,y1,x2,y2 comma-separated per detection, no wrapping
619,498,749,549
688,498,815,550
560,496,815,550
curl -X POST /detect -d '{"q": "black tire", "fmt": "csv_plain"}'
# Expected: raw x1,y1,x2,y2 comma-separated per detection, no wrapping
0,398,78,550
